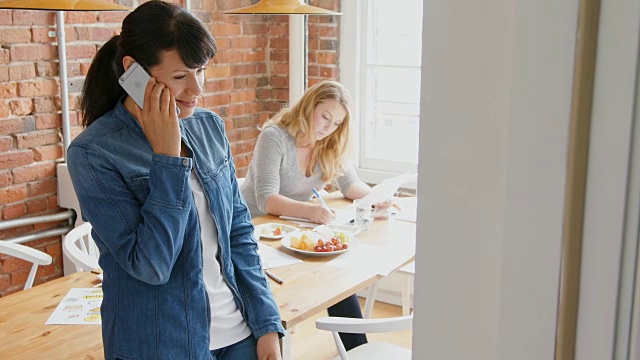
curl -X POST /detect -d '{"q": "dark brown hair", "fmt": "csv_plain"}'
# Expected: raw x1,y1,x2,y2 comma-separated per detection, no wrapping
80,1,217,127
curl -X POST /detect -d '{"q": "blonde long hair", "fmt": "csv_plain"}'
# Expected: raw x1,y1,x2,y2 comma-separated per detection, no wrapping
265,80,353,182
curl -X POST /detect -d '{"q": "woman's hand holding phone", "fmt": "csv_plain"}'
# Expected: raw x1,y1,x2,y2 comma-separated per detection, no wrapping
119,62,181,157
135,78,181,157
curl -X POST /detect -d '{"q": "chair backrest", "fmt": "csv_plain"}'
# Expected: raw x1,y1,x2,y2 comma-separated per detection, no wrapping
316,314,413,360
0,241,52,290
63,222,100,273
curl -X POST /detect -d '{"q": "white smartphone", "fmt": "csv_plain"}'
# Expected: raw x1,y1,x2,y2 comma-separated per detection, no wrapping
118,62,180,115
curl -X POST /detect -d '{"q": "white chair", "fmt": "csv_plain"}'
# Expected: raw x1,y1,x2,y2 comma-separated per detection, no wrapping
315,314,413,360
397,261,415,316
63,222,100,273
0,241,52,290
363,261,415,318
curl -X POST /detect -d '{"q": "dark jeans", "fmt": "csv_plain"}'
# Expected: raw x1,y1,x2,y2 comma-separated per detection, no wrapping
210,335,256,360
327,294,368,351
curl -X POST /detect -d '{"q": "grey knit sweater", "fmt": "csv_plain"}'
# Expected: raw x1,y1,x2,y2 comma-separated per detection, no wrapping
240,125,358,217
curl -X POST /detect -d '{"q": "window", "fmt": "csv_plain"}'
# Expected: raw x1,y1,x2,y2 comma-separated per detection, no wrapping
340,0,423,184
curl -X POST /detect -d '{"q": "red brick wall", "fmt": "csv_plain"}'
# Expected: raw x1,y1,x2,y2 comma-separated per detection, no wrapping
0,8,68,296
307,0,340,86
0,0,340,296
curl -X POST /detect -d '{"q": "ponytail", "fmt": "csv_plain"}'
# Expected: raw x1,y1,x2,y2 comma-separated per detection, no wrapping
80,35,125,128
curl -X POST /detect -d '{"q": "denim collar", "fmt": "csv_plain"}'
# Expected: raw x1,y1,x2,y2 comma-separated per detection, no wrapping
112,95,193,139
113,95,145,138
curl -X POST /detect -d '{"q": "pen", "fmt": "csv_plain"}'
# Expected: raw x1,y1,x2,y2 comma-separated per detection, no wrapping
312,188,332,212
265,270,284,284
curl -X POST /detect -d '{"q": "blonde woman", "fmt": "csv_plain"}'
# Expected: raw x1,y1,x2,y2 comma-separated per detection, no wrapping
240,80,380,351
240,80,374,224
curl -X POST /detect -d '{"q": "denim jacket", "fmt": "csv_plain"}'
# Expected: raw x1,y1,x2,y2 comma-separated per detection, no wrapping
67,100,284,360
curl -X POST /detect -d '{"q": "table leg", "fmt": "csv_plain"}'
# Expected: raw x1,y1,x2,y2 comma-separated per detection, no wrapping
363,281,379,318
281,328,292,360
402,274,412,316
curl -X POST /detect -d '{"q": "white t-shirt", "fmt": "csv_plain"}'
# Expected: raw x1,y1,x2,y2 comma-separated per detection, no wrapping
190,172,251,350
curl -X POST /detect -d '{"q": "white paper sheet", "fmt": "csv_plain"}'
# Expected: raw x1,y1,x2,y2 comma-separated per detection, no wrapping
279,216,320,228
360,172,418,204
46,288,103,325
258,242,303,269
393,197,418,223
279,215,312,223
334,207,356,225
326,241,415,276
279,207,355,227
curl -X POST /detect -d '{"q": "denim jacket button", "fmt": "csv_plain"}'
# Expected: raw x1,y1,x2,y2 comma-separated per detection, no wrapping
182,159,189,166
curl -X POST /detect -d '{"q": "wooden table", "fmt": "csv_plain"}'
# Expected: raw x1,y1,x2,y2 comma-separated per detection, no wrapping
254,193,416,359
0,194,416,360
0,271,102,359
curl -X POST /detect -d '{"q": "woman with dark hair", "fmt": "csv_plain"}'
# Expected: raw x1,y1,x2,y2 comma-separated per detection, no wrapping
67,2,283,359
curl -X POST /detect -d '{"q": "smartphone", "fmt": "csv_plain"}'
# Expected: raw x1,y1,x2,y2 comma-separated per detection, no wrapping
118,62,180,116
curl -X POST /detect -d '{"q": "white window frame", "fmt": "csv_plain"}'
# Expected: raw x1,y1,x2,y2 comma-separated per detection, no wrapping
339,0,421,187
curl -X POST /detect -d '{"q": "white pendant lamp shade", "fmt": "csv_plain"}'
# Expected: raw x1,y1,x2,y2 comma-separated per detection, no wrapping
0,0,132,11
224,0,340,15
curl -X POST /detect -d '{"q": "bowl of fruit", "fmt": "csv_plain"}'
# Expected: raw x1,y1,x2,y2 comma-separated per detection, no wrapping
281,229,353,256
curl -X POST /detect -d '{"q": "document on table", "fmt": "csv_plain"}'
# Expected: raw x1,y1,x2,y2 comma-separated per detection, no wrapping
278,216,318,228
46,288,103,325
326,241,415,276
393,197,418,223
279,207,356,228
258,242,302,269
360,172,418,204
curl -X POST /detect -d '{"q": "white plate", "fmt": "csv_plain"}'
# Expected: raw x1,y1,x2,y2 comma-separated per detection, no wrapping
280,230,354,256
254,223,298,240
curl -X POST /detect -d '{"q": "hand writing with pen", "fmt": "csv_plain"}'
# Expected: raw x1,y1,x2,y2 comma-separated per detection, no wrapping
310,188,337,224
